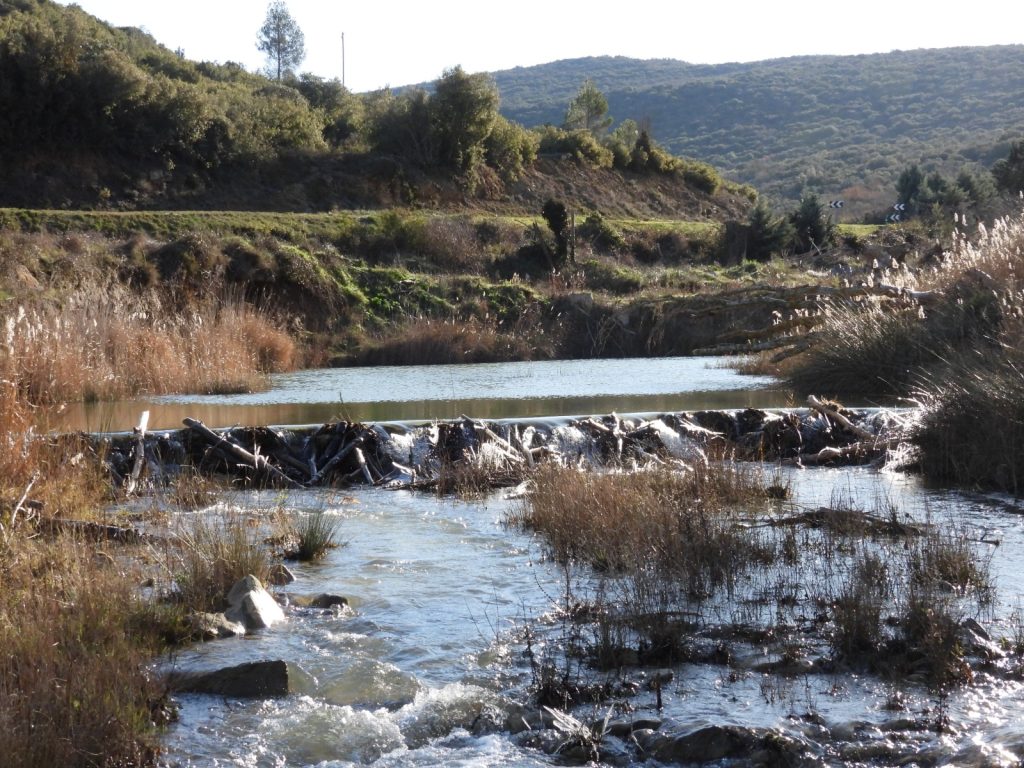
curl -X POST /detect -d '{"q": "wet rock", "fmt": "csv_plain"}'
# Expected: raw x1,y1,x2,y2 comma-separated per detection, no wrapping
190,611,246,639
268,563,296,586
171,659,289,698
644,724,805,765
512,726,564,755
606,717,663,739
224,574,285,630
310,593,349,609
959,619,1005,661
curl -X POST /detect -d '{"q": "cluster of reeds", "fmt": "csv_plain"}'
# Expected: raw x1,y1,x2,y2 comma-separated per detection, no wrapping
0,283,295,405
170,510,273,613
508,464,775,664
511,466,994,694
0,528,172,767
350,315,545,366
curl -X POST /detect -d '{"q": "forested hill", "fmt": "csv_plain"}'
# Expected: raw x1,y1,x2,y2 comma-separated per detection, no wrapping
492,48,1024,211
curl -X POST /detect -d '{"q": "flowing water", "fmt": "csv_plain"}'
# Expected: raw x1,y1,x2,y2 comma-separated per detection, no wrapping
149,357,1024,766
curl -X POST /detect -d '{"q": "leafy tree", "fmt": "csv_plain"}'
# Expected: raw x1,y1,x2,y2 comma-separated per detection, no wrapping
993,139,1024,195
563,79,612,136
367,87,436,165
484,114,538,181
257,1,305,81
431,65,499,174
789,194,835,253
291,73,363,147
956,168,997,211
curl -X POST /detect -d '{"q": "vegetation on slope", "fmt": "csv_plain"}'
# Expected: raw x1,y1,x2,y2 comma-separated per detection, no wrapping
0,0,744,217
493,49,1024,215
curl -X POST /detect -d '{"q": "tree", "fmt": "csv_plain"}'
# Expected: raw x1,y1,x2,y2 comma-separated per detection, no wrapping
896,164,924,210
257,1,305,81
563,79,612,136
541,199,570,268
993,139,1024,196
745,200,793,261
430,66,499,174
789,194,835,253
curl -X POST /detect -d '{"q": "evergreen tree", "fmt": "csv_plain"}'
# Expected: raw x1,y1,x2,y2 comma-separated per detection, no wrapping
563,79,612,136
257,1,305,81
746,200,793,261
789,194,835,253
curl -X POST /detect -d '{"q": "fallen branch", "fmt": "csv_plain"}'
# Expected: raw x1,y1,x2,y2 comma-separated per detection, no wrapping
183,418,302,489
807,396,875,442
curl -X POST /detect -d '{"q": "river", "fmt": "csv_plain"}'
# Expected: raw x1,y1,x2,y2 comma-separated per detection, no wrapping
149,357,1024,767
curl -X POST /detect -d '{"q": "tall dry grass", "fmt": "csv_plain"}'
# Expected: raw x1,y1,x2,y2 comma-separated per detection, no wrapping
508,464,774,662
0,533,170,767
0,282,296,404
349,316,544,366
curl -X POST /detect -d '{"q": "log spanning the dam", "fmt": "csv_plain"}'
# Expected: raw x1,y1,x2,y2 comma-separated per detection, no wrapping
98,401,911,493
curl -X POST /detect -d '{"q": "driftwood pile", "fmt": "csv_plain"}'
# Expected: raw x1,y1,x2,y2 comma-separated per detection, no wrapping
100,398,910,494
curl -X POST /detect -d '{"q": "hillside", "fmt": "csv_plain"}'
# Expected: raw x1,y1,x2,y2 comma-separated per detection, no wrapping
493,48,1024,216
0,0,745,220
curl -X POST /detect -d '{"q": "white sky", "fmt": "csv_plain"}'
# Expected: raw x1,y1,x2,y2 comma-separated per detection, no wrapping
60,1,1023,93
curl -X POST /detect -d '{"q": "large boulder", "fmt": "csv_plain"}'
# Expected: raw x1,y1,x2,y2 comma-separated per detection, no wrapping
224,574,285,630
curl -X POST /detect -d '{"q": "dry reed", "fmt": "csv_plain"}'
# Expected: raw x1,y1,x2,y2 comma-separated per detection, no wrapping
0,282,295,405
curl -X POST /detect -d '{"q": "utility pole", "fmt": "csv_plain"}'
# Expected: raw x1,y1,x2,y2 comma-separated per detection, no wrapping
341,32,345,88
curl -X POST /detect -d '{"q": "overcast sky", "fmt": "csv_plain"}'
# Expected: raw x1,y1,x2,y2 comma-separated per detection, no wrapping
59,1,1024,92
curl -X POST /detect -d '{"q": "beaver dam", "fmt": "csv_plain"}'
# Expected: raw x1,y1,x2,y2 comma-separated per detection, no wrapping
45,382,1009,767
100,396,907,497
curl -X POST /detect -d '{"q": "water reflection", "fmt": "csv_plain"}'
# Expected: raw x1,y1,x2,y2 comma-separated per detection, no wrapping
62,356,793,431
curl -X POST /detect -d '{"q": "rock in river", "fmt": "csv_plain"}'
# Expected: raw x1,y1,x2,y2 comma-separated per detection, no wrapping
224,574,285,630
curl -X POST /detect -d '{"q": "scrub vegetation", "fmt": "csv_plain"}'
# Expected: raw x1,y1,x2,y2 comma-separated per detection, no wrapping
508,465,994,709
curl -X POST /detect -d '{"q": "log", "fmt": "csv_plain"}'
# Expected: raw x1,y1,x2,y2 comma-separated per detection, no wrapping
124,410,149,496
353,447,375,485
183,418,302,489
308,435,363,485
806,396,875,442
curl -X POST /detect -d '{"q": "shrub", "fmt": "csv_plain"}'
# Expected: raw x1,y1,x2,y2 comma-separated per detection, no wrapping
577,211,625,253
536,126,614,169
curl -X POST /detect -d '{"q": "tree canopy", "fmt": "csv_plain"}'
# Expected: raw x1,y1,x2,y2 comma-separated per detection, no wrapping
563,79,612,135
257,1,305,81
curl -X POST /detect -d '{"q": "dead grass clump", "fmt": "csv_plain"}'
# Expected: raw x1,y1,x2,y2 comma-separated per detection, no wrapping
171,511,272,613
0,534,170,767
508,464,773,660
0,385,109,524
350,316,538,366
912,350,1024,493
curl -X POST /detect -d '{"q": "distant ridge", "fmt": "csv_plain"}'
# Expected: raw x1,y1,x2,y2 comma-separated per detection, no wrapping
486,47,1024,211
